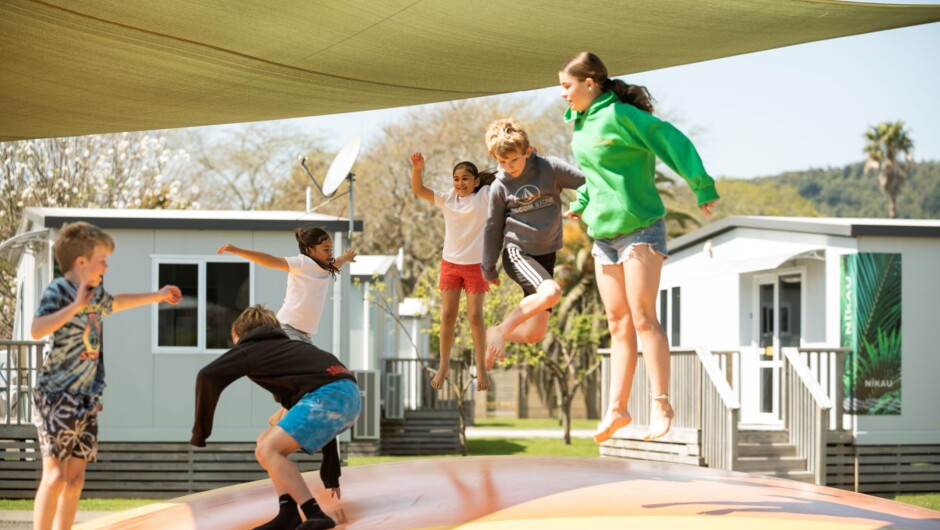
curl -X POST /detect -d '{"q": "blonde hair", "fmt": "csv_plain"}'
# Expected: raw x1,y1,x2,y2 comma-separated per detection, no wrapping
232,304,279,337
485,118,530,159
54,222,115,273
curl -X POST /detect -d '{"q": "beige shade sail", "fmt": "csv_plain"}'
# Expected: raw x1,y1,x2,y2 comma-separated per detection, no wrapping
1,0,938,141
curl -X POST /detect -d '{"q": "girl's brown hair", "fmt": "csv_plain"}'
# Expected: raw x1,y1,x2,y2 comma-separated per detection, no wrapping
561,52,655,114
295,226,340,279
453,161,497,194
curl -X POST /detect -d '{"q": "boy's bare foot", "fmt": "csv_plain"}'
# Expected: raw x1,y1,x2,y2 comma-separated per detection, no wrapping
593,409,632,444
484,326,505,371
430,368,448,389
643,395,674,441
476,369,490,392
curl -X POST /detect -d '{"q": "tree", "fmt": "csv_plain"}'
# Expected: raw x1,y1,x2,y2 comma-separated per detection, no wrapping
863,121,914,219
345,97,571,291
177,124,329,211
0,132,194,336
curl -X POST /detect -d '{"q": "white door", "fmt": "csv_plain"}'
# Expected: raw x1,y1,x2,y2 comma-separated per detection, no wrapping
747,272,803,425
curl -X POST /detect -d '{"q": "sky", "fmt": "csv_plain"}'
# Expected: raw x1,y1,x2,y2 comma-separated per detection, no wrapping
207,17,940,180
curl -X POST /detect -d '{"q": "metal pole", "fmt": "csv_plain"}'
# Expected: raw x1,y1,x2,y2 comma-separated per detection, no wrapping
347,174,355,242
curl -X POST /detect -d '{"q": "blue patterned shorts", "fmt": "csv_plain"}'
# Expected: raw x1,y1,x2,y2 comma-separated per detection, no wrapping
592,218,669,265
278,379,361,454
32,390,99,462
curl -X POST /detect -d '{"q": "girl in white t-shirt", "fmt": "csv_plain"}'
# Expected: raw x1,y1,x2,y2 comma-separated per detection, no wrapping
217,226,356,343
410,152,494,391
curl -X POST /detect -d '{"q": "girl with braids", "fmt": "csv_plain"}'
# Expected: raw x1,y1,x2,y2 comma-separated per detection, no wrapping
559,52,719,444
410,152,495,391
218,226,356,344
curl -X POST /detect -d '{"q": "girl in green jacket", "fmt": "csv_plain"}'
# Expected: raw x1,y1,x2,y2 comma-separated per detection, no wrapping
559,52,719,444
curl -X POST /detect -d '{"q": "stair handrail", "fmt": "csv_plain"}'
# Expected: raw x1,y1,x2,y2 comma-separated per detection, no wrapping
781,347,831,485
695,347,740,471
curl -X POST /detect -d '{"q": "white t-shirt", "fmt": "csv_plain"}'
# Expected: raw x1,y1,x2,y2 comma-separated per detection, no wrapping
276,254,331,334
434,185,490,265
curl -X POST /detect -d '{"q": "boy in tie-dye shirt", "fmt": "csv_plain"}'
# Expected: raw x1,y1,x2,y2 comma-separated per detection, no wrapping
30,221,182,530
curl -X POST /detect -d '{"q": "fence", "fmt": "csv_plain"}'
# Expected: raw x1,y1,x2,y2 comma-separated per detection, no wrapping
0,340,44,426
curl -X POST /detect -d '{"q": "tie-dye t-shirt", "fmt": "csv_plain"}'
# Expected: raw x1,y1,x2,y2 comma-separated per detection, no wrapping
35,277,114,397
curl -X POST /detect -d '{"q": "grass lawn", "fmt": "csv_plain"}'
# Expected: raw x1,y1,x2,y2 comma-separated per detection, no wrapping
891,493,940,511
348,436,598,467
0,498,160,511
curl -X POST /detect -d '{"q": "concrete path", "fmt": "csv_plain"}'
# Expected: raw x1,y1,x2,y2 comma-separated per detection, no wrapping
465,426,595,439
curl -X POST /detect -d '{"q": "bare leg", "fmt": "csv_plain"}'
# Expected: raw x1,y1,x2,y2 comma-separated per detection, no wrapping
623,244,673,441
51,457,87,530
593,263,637,444
486,280,561,370
257,428,287,496
466,291,489,391
34,457,67,530
255,427,313,505
433,289,461,389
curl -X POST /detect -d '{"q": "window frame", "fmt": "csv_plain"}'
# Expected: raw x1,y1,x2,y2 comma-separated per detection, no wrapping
151,254,254,354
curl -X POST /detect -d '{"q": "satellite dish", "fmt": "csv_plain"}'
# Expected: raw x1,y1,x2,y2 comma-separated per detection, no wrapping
298,136,362,243
322,136,361,197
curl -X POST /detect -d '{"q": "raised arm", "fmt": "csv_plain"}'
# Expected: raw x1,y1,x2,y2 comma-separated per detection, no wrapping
218,244,289,272
113,285,182,312
410,152,436,204
31,279,95,339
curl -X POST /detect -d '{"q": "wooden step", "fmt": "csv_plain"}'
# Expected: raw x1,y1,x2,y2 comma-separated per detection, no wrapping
737,442,798,457
735,455,807,472
737,429,789,444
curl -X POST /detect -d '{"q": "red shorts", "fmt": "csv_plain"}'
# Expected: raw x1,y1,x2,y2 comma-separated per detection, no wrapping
439,260,489,294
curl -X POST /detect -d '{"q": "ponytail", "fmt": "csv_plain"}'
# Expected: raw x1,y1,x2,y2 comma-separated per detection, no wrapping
562,51,655,114
605,78,655,114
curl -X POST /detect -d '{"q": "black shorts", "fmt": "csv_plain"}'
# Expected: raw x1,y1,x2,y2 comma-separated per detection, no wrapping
502,245,556,298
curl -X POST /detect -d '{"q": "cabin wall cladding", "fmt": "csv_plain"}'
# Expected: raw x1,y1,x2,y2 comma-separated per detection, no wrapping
827,443,940,496
0,432,340,499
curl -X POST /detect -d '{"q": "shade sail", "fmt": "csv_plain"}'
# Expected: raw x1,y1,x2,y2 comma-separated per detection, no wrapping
1,0,938,141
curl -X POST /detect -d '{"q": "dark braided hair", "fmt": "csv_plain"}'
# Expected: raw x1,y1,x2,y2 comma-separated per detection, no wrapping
295,226,340,279
561,52,655,114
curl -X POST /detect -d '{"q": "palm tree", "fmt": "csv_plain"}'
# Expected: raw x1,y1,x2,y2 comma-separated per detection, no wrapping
863,121,914,219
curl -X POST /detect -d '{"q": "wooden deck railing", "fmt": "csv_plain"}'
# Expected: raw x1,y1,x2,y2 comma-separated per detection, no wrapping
782,347,833,484
695,348,741,471
382,358,468,412
1,340,45,427
599,348,740,470
797,347,849,431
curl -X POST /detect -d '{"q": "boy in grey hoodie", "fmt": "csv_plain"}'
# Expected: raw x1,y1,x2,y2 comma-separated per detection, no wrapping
482,119,585,369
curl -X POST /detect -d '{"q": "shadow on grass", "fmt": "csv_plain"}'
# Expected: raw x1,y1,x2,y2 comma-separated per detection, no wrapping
467,439,528,455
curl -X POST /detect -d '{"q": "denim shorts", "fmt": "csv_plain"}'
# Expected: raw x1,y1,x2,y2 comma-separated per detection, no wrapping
281,323,313,344
278,379,361,454
592,219,669,265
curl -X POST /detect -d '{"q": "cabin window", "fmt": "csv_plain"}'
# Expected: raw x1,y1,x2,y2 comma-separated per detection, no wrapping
154,259,251,352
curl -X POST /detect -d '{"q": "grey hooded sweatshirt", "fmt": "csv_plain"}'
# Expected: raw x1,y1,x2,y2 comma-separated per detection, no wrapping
482,153,585,281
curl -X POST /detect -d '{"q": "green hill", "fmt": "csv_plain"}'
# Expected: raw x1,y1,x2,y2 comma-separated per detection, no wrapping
754,160,940,219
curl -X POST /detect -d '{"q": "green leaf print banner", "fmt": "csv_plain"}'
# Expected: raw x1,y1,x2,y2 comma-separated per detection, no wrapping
841,253,902,415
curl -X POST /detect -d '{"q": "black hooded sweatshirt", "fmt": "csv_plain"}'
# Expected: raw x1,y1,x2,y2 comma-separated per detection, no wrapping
190,325,357,488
